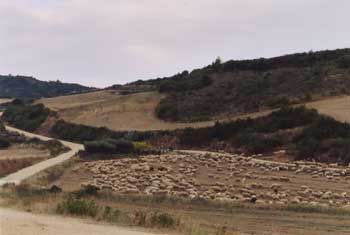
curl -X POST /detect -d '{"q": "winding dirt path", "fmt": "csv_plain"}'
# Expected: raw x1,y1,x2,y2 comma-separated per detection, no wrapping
0,126,84,186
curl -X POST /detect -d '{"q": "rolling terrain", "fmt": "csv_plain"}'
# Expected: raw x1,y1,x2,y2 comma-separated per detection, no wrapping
38,89,350,132
37,90,271,131
34,48,350,132
134,49,350,122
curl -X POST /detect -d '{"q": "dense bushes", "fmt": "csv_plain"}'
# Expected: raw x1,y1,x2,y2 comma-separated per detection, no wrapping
2,102,52,131
0,136,10,149
175,106,350,163
155,100,179,120
158,74,213,93
84,138,153,155
51,120,124,142
56,198,98,217
174,106,350,164
294,116,350,164
50,120,158,143
233,133,283,154
84,139,134,154
178,107,318,147
221,49,350,72
150,48,350,122
0,75,94,100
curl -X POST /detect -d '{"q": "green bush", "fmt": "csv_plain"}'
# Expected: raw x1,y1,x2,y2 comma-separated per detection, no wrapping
150,213,176,228
50,120,157,143
133,141,152,152
102,206,120,222
2,103,52,131
266,96,291,108
56,198,98,217
294,116,350,164
84,138,135,154
155,101,179,120
233,133,283,154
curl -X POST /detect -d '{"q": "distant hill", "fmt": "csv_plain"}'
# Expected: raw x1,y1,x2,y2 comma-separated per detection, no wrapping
127,48,350,122
0,75,95,100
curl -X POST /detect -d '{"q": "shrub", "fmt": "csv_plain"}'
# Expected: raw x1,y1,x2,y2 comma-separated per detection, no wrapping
150,213,176,228
155,101,179,120
266,96,291,108
84,138,135,154
133,141,152,152
2,103,52,131
102,206,120,222
294,116,350,164
233,133,284,154
56,198,98,217
337,55,350,69
0,136,10,149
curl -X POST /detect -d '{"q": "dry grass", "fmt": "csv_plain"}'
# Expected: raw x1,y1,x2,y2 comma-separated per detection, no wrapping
37,90,270,131
0,145,50,160
306,96,350,123
3,184,350,235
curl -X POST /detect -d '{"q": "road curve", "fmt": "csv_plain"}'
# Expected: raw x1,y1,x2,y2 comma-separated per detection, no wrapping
0,125,84,186
0,208,162,235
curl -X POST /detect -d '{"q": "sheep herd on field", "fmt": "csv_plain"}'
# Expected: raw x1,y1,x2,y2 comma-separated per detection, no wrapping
81,152,350,208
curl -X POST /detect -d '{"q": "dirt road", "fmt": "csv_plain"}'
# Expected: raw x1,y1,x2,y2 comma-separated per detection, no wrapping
0,126,84,186
0,208,162,235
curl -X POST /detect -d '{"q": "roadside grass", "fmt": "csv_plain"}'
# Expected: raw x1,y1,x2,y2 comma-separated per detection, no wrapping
284,204,350,216
56,197,98,217
8,183,350,218
92,191,350,217
4,184,350,235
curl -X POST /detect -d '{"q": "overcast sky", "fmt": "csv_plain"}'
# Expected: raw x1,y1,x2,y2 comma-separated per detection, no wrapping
0,0,349,87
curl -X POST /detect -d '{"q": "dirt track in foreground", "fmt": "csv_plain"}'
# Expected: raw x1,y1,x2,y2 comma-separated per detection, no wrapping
0,208,163,235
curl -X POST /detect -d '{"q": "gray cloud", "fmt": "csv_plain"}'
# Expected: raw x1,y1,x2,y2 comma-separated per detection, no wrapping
0,0,349,87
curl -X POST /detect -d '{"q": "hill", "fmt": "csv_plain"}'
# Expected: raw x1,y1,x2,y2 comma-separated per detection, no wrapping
0,75,95,100
37,90,271,131
36,48,350,131
130,49,350,122
38,90,225,131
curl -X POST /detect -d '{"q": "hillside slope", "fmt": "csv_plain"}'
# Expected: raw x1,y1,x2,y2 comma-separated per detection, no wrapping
38,90,271,131
131,49,350,121
0,75,95,100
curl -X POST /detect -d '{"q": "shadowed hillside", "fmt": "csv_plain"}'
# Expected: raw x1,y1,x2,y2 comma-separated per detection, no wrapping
0,75,95,100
